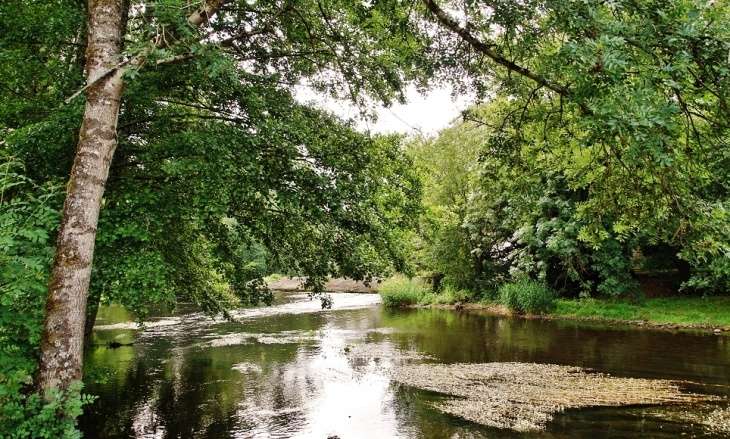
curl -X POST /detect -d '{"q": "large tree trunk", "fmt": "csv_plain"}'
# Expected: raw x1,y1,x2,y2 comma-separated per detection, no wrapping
37,0,126,393
37,0,229,394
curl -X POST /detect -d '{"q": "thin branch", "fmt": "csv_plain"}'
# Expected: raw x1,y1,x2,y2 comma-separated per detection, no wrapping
220,5,292,47
420,0,593,116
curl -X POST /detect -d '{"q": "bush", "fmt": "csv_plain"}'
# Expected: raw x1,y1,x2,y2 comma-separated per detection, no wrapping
418,283,471,305
0,157,94,437
499,279,556,314
379,276,427,307
264,273,283,283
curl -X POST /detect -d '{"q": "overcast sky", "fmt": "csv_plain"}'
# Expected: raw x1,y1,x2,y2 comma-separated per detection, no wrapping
296,85,473,137
366,87,472,135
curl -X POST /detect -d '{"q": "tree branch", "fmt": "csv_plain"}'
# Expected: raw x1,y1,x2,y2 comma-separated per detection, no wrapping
65,0,234,104
420,0,592,115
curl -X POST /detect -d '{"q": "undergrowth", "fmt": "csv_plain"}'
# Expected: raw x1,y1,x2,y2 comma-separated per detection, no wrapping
379,276,427,307
499,279,556,315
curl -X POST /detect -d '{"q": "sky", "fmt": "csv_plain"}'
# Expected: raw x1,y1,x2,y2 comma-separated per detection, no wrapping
364,86,473,135
296,85,474,137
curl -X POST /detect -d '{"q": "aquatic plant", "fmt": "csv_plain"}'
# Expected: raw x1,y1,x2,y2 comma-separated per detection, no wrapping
705,407,730,435
390,362,714,432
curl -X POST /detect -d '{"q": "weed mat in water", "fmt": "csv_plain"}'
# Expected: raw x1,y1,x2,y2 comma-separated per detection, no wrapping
389,362,717,432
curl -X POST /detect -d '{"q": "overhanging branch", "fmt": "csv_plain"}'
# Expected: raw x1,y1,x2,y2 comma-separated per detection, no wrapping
420,0,592,115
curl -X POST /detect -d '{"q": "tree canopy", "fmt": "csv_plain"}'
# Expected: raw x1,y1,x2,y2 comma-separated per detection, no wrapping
409,0,730,298
2,0,427,433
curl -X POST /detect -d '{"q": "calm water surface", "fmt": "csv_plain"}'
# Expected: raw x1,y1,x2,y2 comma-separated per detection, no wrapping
81,292,730,438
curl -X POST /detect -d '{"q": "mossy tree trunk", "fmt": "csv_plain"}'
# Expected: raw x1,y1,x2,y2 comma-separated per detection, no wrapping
36,0,230,394
37,0,126,393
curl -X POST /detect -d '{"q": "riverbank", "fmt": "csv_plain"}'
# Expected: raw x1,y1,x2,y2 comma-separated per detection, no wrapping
267,277,730,332
549,296,730,331
432,296,730,332
266,276,379,293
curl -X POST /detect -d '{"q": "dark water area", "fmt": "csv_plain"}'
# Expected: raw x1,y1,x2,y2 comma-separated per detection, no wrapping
80,292,730,438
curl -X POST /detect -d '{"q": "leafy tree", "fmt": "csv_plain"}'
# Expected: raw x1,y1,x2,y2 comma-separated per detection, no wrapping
408,118,509,294
415,0,730,296
2,0,427,426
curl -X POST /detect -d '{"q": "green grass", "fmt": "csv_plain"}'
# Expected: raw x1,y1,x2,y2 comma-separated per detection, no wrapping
263,273,283,283
419,284,470,306
499,279,556,315
552,296,730,327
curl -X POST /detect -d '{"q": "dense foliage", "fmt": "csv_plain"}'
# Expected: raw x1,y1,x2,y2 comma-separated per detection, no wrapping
0,157,96,437
83,69,422,318
409,0,730,300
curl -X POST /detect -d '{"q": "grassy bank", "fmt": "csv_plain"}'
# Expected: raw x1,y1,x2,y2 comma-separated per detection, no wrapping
378,276,470,307
379,276,730,329
551,296,730,328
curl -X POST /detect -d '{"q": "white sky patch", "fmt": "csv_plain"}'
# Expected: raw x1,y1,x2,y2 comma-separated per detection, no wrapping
295,85,474,136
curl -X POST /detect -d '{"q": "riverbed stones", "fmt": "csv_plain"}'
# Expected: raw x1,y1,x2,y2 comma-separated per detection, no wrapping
389,362,715,432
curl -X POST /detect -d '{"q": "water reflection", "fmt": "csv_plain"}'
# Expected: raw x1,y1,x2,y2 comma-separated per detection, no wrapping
81,294,730,438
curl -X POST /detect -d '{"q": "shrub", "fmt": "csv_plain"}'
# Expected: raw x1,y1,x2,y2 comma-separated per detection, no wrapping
418,283,471,305
264,273,283,283
379,276,427,307
499,279,556,314
0,157,94,437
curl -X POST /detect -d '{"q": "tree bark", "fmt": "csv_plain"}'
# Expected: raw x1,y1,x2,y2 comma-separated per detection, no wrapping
37,0,126,393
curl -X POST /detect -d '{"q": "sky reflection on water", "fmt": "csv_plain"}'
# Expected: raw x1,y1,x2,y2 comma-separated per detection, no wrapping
82,292,730,438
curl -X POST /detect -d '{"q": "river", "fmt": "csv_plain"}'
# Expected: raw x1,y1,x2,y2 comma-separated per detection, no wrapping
80,292,730,438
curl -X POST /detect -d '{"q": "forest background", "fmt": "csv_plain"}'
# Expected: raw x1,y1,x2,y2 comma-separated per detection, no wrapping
1,0,729,436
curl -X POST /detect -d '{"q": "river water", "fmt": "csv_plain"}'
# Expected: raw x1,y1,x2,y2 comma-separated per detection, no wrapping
81,292,730,438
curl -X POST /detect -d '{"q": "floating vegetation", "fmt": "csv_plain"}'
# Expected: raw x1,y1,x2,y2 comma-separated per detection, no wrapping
94,318,182,331
705,407,730,435
390,362,716,432
645,404,730,436
345,342,433,361
231,362,263,374
207,330,317,347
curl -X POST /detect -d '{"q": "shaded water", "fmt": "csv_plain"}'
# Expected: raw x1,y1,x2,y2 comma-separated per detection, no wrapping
81,292,730,438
